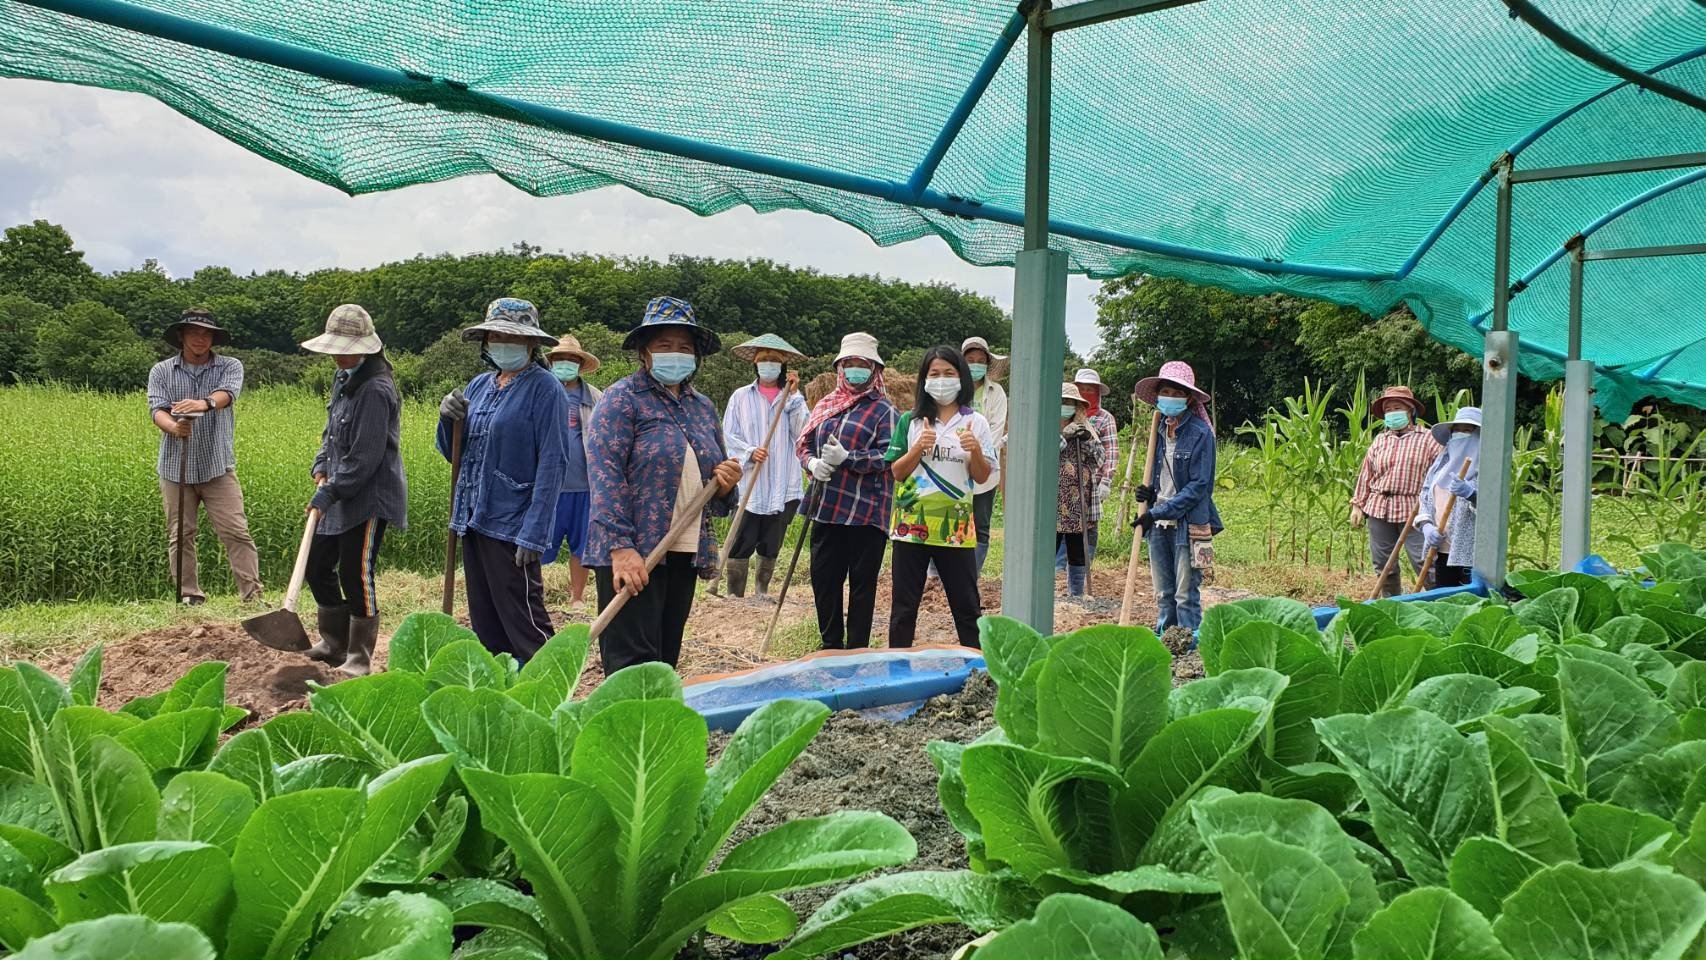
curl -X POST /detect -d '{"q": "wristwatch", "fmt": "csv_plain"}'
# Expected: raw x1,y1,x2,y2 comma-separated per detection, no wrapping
203,397,216,412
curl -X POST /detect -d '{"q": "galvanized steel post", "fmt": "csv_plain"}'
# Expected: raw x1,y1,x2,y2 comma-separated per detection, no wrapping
1561,243,1593,569
1474,157,1518,588
1003,1,1069,632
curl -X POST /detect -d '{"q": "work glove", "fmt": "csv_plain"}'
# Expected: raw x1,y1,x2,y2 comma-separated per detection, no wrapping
807,457,835,482
1095,481,1111,504
514,546,541,567
1446,476,1477,501
819,435,850,467
1423,528,1444,554
1134,512,1155,535
440,388,468,421
1065,422,1092,441
1133,483,1157,506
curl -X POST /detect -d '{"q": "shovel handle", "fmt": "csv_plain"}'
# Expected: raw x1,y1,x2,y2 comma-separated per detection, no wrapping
284,507,320,613
590,479,725,640
1120,411,1163,626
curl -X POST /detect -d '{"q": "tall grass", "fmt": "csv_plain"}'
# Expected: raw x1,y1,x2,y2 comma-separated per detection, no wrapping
0,384,453,605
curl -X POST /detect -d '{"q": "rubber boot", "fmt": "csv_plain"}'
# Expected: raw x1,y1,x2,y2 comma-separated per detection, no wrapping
339,615,378,678
1067,564,1088,598
305,605,350,664
755,557,776,597
726,559,750,598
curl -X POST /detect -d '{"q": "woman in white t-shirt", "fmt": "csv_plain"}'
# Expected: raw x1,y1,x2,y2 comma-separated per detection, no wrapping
884,346,995,648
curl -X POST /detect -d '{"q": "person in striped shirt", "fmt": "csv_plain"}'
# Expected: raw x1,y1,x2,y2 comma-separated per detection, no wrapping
795,332,896,650
1351,385,1443,597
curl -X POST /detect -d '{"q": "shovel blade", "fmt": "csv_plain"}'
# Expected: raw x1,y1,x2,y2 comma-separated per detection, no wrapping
242,608,311,651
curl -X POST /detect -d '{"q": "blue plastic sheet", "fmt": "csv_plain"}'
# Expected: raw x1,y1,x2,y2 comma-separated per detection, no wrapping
684,647,985,732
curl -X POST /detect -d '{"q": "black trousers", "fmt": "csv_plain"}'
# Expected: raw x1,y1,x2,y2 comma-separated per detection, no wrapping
810,522,887,650
594,552,697,675
1056,530,1086,566
1434,556,1471,588
889,541,982,649
305,518,387,617
729,500,799,561
462,530,553,663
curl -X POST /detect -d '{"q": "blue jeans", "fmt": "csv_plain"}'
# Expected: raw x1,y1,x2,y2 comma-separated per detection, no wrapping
1055,522,1100,571
1149,523,1201,632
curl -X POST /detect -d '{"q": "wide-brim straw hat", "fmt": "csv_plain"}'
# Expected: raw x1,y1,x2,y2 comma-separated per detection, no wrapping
1072,367,1106,397
546,334,601,374
1061,382,1089,406
732,333,807,364
1133,360,1211,405
623,296,721,354
960,336,1009,380
1372,385,1425,419
1430,406,1483,445
165,309,230,347
301,304,384,355
834,331,884,367
461,298,556,347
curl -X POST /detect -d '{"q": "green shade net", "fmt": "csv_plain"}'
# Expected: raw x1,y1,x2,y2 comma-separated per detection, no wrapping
3,0,1705,415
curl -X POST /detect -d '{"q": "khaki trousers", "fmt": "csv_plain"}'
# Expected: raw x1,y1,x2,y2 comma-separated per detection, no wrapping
160,469,264,601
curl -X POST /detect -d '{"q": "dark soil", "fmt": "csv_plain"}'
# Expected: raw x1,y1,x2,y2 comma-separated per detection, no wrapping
703,671,1000,960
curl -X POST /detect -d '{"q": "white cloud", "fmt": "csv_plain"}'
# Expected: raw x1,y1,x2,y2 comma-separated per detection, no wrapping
1,79,1105,354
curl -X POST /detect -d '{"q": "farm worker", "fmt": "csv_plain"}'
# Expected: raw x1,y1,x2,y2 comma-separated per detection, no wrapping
146,308,263,605
885,345,996,648
1131,360,1223,632
796,332,896,650
584,297,742,675
960,336,1007,574
1057,383,1104,598
721,334,809,598
436,298,569,663
298,305,407,677
541,334,603,605
1056,367,1119,574
1351,385,1441,597
1416,407,1482,588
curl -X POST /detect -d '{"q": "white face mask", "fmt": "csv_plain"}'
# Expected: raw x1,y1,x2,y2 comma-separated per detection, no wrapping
756,361,782,383
924,376,961,404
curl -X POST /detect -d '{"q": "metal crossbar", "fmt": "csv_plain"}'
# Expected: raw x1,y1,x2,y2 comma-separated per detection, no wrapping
1043,0,1207,32
1511,152,1706,184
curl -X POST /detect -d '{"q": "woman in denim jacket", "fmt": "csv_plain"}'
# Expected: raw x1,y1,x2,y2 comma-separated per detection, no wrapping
437,298,569,662
1131,360,1223,632
584,297,742,675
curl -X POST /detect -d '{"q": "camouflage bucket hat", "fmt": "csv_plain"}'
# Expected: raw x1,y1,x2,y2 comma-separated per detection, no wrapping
461,298,556,346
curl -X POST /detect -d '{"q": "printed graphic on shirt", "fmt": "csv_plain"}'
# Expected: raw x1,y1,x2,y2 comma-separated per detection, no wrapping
885,410,993,548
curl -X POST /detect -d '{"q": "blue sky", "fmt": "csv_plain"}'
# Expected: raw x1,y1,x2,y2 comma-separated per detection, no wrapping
1,79,1106,355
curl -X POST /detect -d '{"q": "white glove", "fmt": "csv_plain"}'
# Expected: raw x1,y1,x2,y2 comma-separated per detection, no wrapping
1095,481,1111,504
819,435,849,467
807,458,835,482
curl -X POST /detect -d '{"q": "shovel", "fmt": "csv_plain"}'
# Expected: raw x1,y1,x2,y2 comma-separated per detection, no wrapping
243,504,321,651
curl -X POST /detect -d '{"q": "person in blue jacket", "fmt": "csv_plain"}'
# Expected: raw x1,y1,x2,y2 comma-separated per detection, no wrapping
437,298,569,662
1130,360,1223,633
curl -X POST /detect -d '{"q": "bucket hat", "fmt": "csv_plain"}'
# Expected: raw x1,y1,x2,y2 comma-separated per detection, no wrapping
960,336,1009,380
300,304,384,355
623,296,721,354
1133,360,1211,405
461,298,556,347
1072,367,1106,397
165,308,230,348
1430,406,1483,445
1372,385,1425,419
1061,382,1089,405
546,334,602,374
834,331,884,367
731,333,808,364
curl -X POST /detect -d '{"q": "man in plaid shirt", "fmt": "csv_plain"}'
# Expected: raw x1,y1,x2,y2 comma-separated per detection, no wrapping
1352,385,1442,597
796,332,895,650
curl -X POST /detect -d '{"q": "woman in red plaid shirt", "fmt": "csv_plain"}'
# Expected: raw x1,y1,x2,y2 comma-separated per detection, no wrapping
1351,385,1442,597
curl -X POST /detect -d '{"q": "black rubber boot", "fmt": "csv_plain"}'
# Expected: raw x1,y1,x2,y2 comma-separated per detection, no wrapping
306,605,350,664
339,615,378,677
726,558,750,598
755,557,776,597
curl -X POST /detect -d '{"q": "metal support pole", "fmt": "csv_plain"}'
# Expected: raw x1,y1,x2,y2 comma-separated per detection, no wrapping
1002,4,1068,633
1474,158,1517,588
1561,244,1593,570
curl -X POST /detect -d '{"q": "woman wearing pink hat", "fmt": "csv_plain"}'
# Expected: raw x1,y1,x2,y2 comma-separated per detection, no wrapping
1131,360,1223,633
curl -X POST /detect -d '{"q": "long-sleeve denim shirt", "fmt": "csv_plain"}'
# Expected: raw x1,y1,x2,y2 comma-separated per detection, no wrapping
583,369,736,571
1146,413,1224,532
437,363,569,553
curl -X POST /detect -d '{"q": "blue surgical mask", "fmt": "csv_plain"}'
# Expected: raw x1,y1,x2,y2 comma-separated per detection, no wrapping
486,343,531,372
1060,404,1076,419
1384,410,1411,430
844,366,873,386
551,360,580,383
1157,396,1188,417
756,361,782,383
968,362,988,382
650,351,697,385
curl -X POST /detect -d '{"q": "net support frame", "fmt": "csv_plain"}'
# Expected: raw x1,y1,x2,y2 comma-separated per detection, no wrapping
1474,157,1519,588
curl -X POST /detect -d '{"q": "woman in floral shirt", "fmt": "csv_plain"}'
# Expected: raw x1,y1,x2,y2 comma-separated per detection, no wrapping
584,297,742,675
1058,383,1103,598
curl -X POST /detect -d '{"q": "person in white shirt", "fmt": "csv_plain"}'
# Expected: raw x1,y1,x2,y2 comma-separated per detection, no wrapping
720,334,810,598
961,336,1008,574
